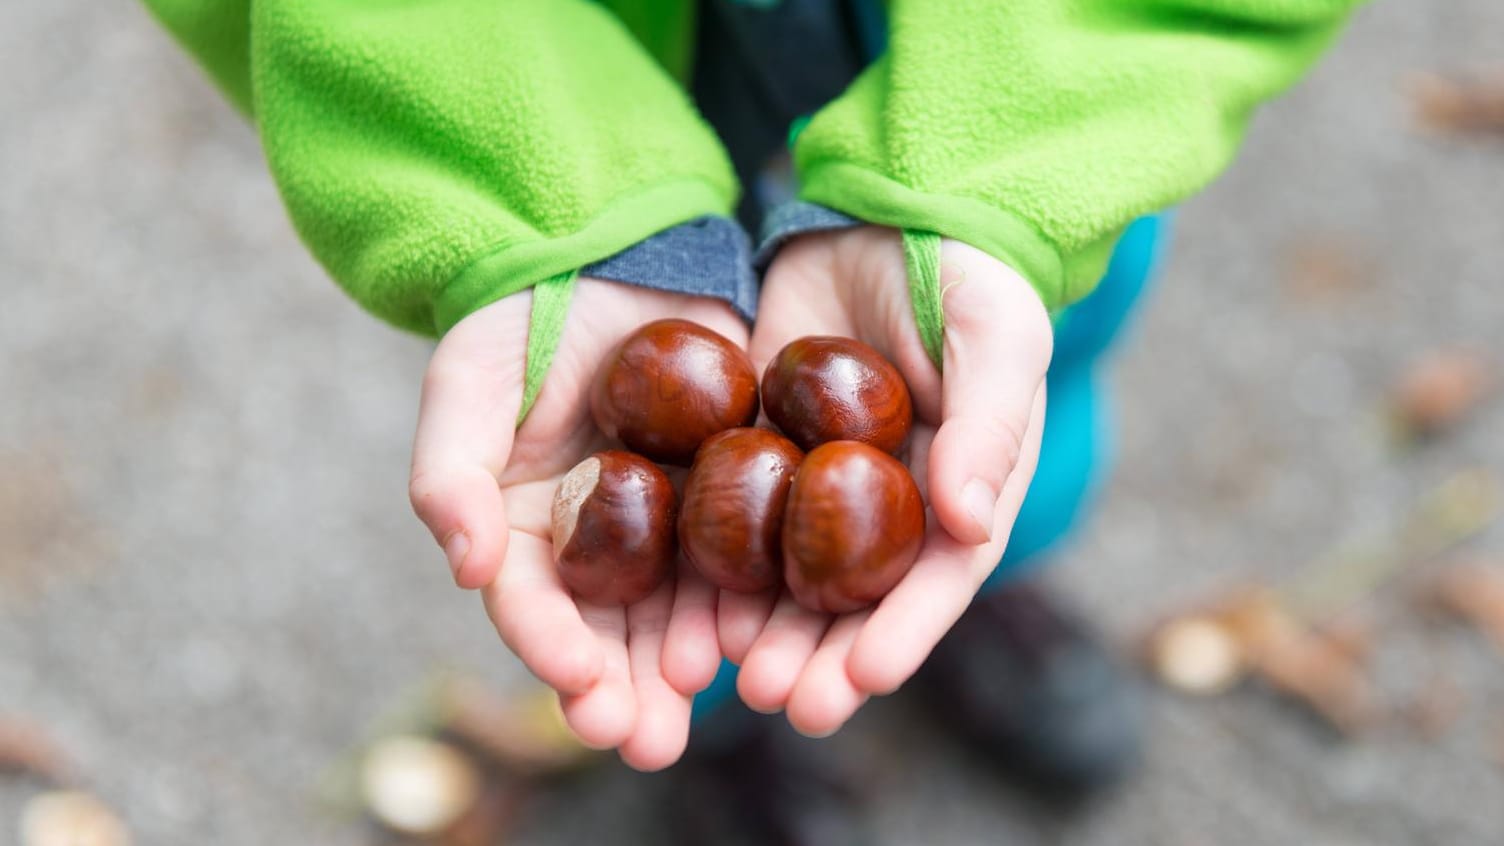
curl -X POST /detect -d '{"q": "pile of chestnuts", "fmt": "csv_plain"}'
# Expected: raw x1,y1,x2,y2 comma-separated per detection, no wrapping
551,319,925,613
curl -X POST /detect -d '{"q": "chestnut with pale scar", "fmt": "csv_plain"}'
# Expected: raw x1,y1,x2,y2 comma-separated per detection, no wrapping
551,450,678,605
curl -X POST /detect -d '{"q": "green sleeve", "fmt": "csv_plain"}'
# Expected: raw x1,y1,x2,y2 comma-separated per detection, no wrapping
795,0,1364,311
142,0,253,114
142,0,734,336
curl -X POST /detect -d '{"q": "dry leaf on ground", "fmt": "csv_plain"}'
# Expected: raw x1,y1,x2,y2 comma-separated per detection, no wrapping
1425,562,1504,654
1389,350,1493,441
0,718,74,784
1411,70,1504,137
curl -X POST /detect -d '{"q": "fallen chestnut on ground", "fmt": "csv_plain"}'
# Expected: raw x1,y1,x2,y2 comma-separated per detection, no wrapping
551,451,677,605
783,441,925,614
679,428,804,593
591,319,759,465
761,336,913,455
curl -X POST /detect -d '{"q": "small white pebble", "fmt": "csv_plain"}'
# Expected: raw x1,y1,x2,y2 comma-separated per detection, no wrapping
360,735,480,836
1152,617,1246,695
20,790,131,846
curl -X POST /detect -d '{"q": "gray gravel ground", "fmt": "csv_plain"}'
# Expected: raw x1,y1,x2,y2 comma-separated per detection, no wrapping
4,1,1504,844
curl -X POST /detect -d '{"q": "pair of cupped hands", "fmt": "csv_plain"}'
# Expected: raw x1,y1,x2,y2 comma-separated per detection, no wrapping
409,226,1054,770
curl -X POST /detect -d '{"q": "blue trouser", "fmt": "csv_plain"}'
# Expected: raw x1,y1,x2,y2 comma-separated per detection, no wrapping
691,213,1171,719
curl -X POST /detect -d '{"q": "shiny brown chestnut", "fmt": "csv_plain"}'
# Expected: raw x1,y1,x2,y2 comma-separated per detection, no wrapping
761,336,913,455
551,450,677,605
782,441,925,614
591,319,760,465
679,428,804,593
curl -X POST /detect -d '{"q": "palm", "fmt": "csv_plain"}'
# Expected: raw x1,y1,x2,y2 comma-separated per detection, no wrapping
734,227,1052,736
411,278,743,771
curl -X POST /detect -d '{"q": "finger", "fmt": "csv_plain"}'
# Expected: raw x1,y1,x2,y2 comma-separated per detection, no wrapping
736,595,831,714
661,562,721,696
847,392,1046,695
785,611,871,738
717,588,779,665
619,583,694,771
480,531,604,696
409,466,510,589
845,531,989,698
409,317,527,589
558,602,637,750
925,241,1053,546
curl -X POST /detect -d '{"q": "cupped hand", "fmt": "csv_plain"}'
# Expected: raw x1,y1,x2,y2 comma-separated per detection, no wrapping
730,226,1054,737
408,278,738,771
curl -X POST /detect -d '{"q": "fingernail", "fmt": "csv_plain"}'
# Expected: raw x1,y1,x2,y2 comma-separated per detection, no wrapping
962,479,998,542
443,531,470,578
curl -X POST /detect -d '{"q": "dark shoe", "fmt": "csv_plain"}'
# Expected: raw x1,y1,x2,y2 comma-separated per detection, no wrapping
671,707,868,846
914,580,1144,797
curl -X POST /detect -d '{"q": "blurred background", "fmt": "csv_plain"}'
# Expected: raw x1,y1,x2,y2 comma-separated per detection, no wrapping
3,1,1504,844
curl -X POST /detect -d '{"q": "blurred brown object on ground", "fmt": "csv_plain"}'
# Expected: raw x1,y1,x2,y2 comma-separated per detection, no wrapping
1411,69,1504,137
398,783,523,846
1389,350,1494,441
0,718,74,785
1281,236,1371,305
1320,613,1377,666
1144,589,1377,734
1425,562,1504,654
0,449,112,602
1220,591,1378,735
434,677,595,776
1146,471,1497,737
318,675,585,843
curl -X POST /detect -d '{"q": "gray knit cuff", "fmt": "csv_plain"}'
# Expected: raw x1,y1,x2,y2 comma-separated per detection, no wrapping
752,201,861,271
581,216,759,321
579,204,863,322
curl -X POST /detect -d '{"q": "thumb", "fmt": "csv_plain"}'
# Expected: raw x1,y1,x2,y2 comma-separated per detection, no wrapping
924,241,1053,546
409,301,529,589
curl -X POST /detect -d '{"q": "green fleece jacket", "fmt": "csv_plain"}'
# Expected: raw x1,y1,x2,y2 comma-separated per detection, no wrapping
143,0,1359,336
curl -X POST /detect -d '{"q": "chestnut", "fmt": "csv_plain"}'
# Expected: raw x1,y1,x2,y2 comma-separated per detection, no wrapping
761,336,913,455
591,319,760,465
551,450,677,605
679,428,803,593
782,441,925,614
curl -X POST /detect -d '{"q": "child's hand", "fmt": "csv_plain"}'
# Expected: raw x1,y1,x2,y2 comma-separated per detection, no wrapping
731,226,1053,736
408,279,738,771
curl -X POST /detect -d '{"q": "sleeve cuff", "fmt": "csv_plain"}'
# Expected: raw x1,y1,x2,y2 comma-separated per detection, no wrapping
751,201,860,271
582,216,759,321
566,202,871,323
